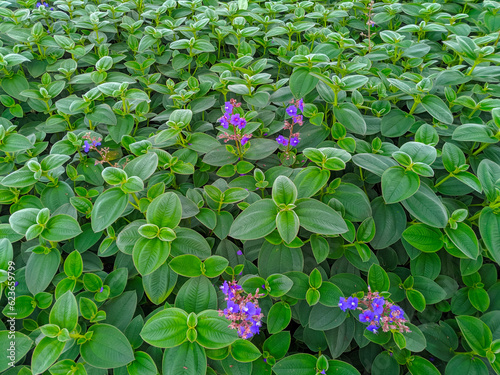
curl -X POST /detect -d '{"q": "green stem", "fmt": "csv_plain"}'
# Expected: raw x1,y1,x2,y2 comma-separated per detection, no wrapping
434,173,453,188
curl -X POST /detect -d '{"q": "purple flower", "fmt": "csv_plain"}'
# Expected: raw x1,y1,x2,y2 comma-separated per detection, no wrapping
276,135,288,146
92,140,101,147
238,118,247,129
220,281,230,295
359,310,375,323
99,286,103,293
225,300,240,314
286,105,297,116
390,305,405,319
250,320,261,335
230,114,241,125
290,137,300,147
237,250,243,255
14,281,19,287
218,116,229,129
372,297,385,315
366,324,378,333
242,302,257,317
347,296,358,310
241,135,250,145
293,115,303,124
320,371,326,375
225,102,233,113
338,297,350,312
36,2,41,7
297,99,304,112
83,140,91,153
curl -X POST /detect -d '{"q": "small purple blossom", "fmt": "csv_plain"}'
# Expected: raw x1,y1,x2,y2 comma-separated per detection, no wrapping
241,134,250,145
297,98,304,112
286,105,298,117
224,101,233,113
359,310,374,323
290,137,300,147
366,324,378,333
338,297,351,312
276,135,288,146
99,286,103,293
237,250,243,255
347,296,358,310
83,140,91,153
218,116,229,129
14,281,19,287
320,371,326,375
220,281,230,295
230,114,241,126
238,118,247,129
372,297,385,315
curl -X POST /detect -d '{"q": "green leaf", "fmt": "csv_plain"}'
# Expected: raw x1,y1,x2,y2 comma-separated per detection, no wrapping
381,166,420,204
124,152,158,181
444,222,479,259
80,324,135,369
203,255,229,278
293,166,330,199
49,291,78,331
368,264,390,292
479,207,500,265
267,302,292,334
91,187,128,232
31,337,65,374
407,356,440,375
147,192,182,229
406,289,426,312
295,198,347,235
444,354,489,375
421,94,453,124
290,67,319,98
140,308,188,348
0,331,32,372
169,254,202,277
230,339,261,362
229,199,278,240
273,353,317,375
162,341,207,375
272,175,298,206
456,316,492,357
41,214,82,241
175,276,217,314
26,249,60,295
402,183,449,228
133,237,171,275
196,310,239,349
276,210,300,244
333,103,367,135
402,224,444,252
143,263,178,305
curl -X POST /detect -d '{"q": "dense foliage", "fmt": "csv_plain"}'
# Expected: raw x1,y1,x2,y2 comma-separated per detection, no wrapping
1,0,500,374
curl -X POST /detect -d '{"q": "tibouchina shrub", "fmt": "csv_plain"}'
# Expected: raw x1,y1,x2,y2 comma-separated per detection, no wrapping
0,0,500,374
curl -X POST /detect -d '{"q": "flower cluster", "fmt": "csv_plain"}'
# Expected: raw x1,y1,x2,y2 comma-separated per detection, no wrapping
276,98,304,148
81,133,120,167
217,99,252,146
83,139,101,153
218,280,264,339
338,286,411,334
36,2,53,9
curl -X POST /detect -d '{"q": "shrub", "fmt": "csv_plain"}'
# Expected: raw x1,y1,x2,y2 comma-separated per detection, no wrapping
0,0,500,374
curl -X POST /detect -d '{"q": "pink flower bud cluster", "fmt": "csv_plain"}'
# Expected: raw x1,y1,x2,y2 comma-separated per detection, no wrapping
339,286,411,334
218,280,265,339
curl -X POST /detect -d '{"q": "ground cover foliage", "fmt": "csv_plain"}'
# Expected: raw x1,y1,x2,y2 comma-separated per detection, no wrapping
1,0,500,373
